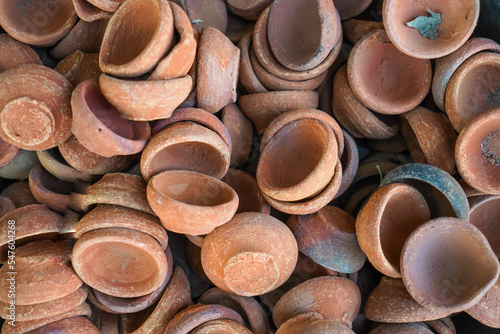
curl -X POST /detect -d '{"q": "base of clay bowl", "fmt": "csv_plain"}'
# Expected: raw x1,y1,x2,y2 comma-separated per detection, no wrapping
72,227,169,298
401,217,500,313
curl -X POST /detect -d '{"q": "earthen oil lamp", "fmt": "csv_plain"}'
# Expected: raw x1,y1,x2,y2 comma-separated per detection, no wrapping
0,181,38,208
335,130,360,199
37,148,94,183
0,33,42,72
226,0,272,21
465,276,500,328
0,150,39,180
468,194,500,257
276,312,356,334
55,51,102,87
238,32,268,94
221,103,252,168
221,168,270,214
26,316,100,334
72,0,112,22
189,319,253,333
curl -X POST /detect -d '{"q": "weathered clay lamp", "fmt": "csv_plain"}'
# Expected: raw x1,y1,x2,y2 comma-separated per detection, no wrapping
287,205,366,274
276,312,356,334
0,33,42,72
221,168,270,214
369,323,434,333
347,29,432,114
456,108,500,195
221,103,253,168
465,276,500,328
147,170,239,235
26,316,100,334
29,164,74,214
0,64,73,151
468,194,500,257
342,19,385,45
333,0,372,20
201,212,298,296
401,217,500,313
1,181,38,208
238,32,268,94
226,0,272,21
335,130,359,199
272,276,361,328
55,51,102,87
0,0,77,46
0,150,39,180
72,0,112,22
445,52,500,132
356,183,430,278
171,0,228,34
383,0,480,59
36,148,94,183
190,319,253,333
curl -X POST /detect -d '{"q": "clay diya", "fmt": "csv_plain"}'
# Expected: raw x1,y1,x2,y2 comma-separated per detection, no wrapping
382,0,480,59
466,276,500,328
201,212,297,296
73,227,169,297
0,0,77,46
0,196,15,218
72,0,112,22
365,277,452,323
36,148,94,183
432,37,500,112
401,217,499,313
147,170,239,235
367,132,409,154
266,0,341,71
400,107,457,174
0,138,19,169
445,52,500,132
425,317,456,334
197,26,240,113
0,33,42,72
0,150,39,180
456,108,500,195
71,78,151,157
356,183,430,278
238,32,268,94
237,90,319,134
369,323,434,334
333,0,373,20
227,0,272,21
0,181,38,208
335,130,360,199
347,29,432,114
221,169,270,214
276,312,356,334
342,19,385,45
468,195,500,257
99,0,174,77
86,0,124,12
141,122,231,181
287,206,366,274
27,316,100,334
272,276,361,328
221,103,253,168
380,163,470,220
29,164,74,214
0,64,72,151
190,319,253,333
333,65,400,139
55,51,102,87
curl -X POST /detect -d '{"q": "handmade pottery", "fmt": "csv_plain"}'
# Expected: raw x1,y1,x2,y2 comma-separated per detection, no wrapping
0,181,38,208
28,164,74,213
0,138,18,169
369,323,434,334
37,148,93,183
335,130,359,199
55,51,102,87
0,33,42,72
0,150,39,180
86,0,124,12
383,0,480,59
465,276,500,328
172,0,227,33
221,103,252,168
333,0,373,20
342,20,385,45
190,319,253,333
201,212,298,296
401,217,500,313
221,169,270,214
227,0,272,21
27,316,100,334
424,317,456,334
468,195,500,257
238,32,268,94
276,312,356,334
455,108,500,195
0,196,15,218
72,0,112,22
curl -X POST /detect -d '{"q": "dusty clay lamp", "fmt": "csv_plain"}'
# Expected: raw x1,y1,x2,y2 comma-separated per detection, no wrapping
382,0,480,59
401,217,500,313
266,0,341,71
37,148,94,183
147,170,239,235
55,51,102,87
0,0,77,46
71,78,151,157
0,181,38,208
465,276,500,328
72,227,169,297
190,319,253,333
356,183,430,278
455,108,500,195
335,130,360,199
29,164,74,213
221,103,252,168
27,316,100,334
272,276,361,328
276,312,355,334
468,195,500,257
197,26,240,113
0,33,42,72
171,0,228,34
0,64,72,150
347,29,432,115
400,107,457,174
99,0,174,77
369,323,434,334
221,169,270,214
227,0,272,21
72,0,112,22
287,206,366,274
238,32,268,94
201,212,298,297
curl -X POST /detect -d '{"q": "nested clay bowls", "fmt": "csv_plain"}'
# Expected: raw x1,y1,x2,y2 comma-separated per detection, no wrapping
383,0,480,59
25,316,100,334
147,170,239,235
401,217,500,313
347,29,432,114
201,212,298,297
72,0,112,22
28,163,74,213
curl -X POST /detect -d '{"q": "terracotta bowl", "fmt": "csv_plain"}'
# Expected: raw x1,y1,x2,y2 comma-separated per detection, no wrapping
468,195,500,257
201,212,298,297
227,0,272,21
335,130,359,199
347,29,432,114
29,163,74,214
445,52,500,132
172,0,227,34
455,108,500,195
190,319,253,333
238,32,268,94
221,168,270,214
72,0,112,22
36,148,94,183
87,0,124,12
26,316,100,334
382,0,480,59
0,0,77,46
333,0,373,20
221,103,253,168
0,181,38,208
342,19,385,45
147,170,239,235
276,312,356,334
0,150,38,180
356,183,430,278
0,33,42,72
465,276,500,328
55,51,102,87
401,217,500,313
369,323,434,334
99,0,175,77
72,227,169,298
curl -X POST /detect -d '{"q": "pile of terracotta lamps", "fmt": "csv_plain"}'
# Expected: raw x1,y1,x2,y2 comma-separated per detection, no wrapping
0,0,499,332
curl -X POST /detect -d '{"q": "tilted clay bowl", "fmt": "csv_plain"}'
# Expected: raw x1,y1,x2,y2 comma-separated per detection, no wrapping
26,316,100,334
36,148,94,183
72,227,169,298
238,32,268,94
226,0,272,21
0,64,72,151
455,107,500,195
401,217,500,313
347,29,432,115
468,195,500,257
0,33,42,72
369,323,434,334
0,181,38,207
190,319,253,334
0,149,38,180
171,0,228,34
99,0,175,77
276,312,355,334
465,276,500,328
335,130,359,199
28,163,74,213
221,168,270,214
356,183,431,278
221,103,252,168
55,51,102,87
383,0,479,59
147,170,239,235
201,212,298,297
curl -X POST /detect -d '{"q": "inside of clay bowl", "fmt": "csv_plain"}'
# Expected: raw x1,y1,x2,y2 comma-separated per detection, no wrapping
401,217,499,312
32,164,73,195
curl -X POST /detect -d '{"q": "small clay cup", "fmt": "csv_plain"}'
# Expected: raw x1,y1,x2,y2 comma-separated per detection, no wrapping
455,108,500,195
28,164,74,213
221,169,270,214
468,195,500,257
201,212,298,297
55,51,102,87
0,33,42,72
37,148,94,183
335,130,359,199
465,276,500,328
221,103,253,168
276,312,356,334
382,0,480,59
27,316,100,334
401,217,500,313
342,19,385,45
227,0,272,21
147,170,239,235
347,29,432,114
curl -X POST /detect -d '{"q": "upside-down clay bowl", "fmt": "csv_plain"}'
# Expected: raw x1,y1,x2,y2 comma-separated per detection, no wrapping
72,227,169,298
147,170,239,235
455,108,500,195
347,29,432,115
401,217,500,313
382,0,480,59
201,212,298,297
